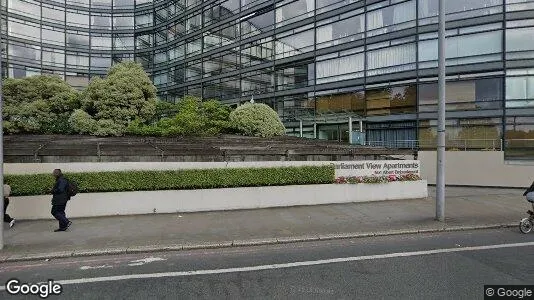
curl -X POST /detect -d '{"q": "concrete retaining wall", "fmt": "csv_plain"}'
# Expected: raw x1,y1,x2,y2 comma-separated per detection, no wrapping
8,181,428,220
419,151,534,188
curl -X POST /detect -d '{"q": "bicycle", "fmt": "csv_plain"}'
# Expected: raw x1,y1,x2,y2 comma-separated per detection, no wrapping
519,201,534,234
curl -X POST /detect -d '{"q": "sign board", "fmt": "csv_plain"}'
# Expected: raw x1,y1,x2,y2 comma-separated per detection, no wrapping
331,160,420,177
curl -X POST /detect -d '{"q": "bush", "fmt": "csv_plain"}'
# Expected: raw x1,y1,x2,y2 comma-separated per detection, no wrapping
5,166,335,196
2,75,81,134
78,62,157,136
127,96,232,137
68,109,97,134
229,103,286,137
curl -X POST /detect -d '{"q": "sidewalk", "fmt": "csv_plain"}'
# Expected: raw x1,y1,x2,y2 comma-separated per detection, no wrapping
0,186,528,262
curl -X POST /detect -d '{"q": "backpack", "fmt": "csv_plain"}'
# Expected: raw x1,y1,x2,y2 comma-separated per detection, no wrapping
67,180,78,198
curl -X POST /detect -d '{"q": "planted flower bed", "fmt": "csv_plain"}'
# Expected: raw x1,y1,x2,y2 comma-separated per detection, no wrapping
335,173,421,184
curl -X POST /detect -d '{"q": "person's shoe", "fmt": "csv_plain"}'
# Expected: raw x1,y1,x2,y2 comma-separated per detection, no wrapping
9,219,15,228
67,221,72,228
54,228,67,232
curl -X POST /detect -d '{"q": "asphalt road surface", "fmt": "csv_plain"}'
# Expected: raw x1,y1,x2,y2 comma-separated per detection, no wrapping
1,228,533,300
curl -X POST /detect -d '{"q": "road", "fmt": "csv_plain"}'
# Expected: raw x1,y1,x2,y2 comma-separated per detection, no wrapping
0,228,533,299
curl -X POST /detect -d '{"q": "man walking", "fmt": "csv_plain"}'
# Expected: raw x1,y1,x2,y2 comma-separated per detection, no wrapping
51,169,72,232
3,183,15,228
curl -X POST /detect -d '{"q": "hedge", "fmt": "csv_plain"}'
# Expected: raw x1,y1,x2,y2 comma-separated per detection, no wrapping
5,166,335,196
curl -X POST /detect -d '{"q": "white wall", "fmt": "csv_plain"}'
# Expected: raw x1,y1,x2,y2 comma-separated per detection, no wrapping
8,181,428,220
419,151,534,188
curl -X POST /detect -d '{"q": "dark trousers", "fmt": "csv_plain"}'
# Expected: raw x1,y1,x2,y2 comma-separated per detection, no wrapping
4,197,13,223
51,204,69,229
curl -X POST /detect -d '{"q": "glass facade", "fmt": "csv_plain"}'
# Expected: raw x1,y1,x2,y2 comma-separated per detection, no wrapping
2,0,534,158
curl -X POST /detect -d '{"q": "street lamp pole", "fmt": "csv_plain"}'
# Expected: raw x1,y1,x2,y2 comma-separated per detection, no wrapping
436,0,446,222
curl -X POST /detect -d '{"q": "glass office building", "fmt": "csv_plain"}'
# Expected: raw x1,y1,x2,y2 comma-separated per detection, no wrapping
2,0,534,158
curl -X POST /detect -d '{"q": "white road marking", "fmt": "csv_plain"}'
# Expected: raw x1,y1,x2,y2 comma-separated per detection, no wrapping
1,241,533,290
127,257,166,267
80,265,113,270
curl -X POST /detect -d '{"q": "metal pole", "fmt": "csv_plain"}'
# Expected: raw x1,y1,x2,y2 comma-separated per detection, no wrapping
348,117,353,144
313,122,317,139
436,0,446,222
299,120,303,138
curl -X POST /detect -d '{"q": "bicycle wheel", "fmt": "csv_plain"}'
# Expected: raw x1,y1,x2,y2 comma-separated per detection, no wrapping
519,218,533,234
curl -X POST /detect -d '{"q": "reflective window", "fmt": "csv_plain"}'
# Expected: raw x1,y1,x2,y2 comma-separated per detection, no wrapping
114,15,134,29
317,0,361,14
114,0,134,8
366,85,417,116
419,0,502,24
241,68,275,96
241,10,274,39
186,14,202,33
66,54,89,67
506,0,534,11
275,0,314,27
136,34,153,49
91,56,112,69
42,49,65,67
8,21,40,42
186,60,202,81
419,78,503,112
316,13,365,49
8,43,41,62
316,91,365,115
168,22,186,40
92,35,113,50
367,0,416,37
169,44,185,62
42,27,65,46
8,0,41,19
135,13,153,28
418,29,502,68
114,35,135,50
204,0,240,26
506,27,534,60
241,38,274,67
92,0,112,8
367,42,416,76
67,11,89,27
506,69,534,108
91,15,112,30
276,60,314,91
316,52,364,84
186,38,202,57
70,0,89,7
42,6,65,23
275,29,314,59
66,32,90,49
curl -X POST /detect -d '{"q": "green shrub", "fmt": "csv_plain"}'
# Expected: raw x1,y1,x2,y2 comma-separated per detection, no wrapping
77,62,157,136
127,96,232,137
5,166,335,196
69,109,97,134
2,75,81,134
229,102,286,137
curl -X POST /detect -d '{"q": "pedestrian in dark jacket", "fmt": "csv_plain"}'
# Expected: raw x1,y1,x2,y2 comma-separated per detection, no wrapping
51,169,72,232
3,184,15,228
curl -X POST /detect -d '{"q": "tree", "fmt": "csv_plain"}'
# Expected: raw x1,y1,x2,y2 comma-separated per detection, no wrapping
229,102,286,137
2,75,80,134
75,62,157,136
